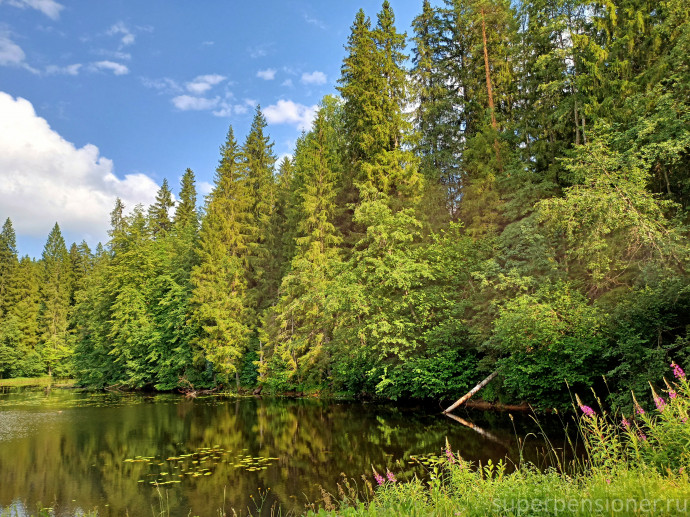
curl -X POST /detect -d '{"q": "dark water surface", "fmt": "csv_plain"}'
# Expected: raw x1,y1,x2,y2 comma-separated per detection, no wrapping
0,388,565,516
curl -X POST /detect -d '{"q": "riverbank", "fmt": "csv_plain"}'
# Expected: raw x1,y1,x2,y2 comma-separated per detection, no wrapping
0,376,74,388
308,363,690,517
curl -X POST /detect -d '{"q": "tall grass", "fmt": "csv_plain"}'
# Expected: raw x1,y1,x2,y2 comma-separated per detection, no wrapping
0,376,75,388
309,363,690,516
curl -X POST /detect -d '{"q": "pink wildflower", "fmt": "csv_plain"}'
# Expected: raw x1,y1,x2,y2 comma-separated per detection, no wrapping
636,405,645,415
655,396,666,412
621,417,631,429
386,470,397,483
670,390,677,400
672,362,685,379
446,444,456,465
372,467,385,486
639,432,647,441
580,405,595,418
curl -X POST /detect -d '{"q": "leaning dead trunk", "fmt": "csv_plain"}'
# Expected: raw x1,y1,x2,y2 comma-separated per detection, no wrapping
443,369,500,414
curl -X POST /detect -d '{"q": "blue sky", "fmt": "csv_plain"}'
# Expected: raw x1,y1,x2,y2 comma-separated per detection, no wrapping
0,0,430,257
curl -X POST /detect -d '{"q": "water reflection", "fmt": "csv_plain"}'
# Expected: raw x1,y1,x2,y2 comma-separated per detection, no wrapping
0,390,564,516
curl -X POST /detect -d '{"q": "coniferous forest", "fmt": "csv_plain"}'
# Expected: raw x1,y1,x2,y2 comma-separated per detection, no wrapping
1,0,689,410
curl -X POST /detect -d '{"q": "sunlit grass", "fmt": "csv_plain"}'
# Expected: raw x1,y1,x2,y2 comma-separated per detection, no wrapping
0,376,75,388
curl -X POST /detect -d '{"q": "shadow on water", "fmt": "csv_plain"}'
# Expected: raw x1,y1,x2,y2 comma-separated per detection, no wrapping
0,388,574,516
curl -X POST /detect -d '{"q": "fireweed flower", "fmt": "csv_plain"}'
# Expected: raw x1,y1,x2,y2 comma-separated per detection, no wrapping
580,405,596,418
621,417,631,429
446,444,456,465
672,362,685,379
372,467,385,486
386,470,397,483
639,432,647,441
636,405,645,415
670,390,677,400
655,396,667,412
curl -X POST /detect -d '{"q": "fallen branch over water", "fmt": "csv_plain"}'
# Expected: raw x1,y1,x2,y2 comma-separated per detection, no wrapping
443,370,500,414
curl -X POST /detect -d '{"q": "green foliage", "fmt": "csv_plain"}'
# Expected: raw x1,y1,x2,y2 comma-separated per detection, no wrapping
490,283,607,409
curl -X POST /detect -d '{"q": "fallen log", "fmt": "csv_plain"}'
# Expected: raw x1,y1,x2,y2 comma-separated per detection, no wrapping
443,369,500,414
443,412,511,448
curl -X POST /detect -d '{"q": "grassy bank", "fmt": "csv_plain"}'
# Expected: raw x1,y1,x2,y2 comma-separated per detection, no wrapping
309,363,690,516
0,376,75,388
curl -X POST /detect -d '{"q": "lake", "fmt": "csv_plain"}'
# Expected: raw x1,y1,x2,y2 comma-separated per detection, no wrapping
0,387,564,516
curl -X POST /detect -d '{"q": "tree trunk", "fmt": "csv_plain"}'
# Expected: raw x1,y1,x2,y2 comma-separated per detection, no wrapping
443,369,500,414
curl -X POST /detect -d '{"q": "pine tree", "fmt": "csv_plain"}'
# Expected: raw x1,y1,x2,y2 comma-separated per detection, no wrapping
148,178,174,237
338,2,422,201
0,218,18,318
243,107,278,313
38,222,72,376
263,106,344,387
174,168,199,231
190,126,253,385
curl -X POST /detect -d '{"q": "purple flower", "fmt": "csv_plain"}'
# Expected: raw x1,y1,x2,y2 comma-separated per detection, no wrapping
670,390,677,400
636,405,645,415
655,396,666,412
621,417,631,429
639,432,647,441
672,362,685,379
386,470,397,483
580,405,596,418
372,467,385,486
446,444,456,465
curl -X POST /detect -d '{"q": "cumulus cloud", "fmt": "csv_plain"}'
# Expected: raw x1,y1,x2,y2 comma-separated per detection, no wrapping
301,71,327,85
107,22,135,47
172,95,219,111
91,60,128,75
263,99,317,131
0,92,159,242
256,68,276,80
0,0,63,19
186,74,225,94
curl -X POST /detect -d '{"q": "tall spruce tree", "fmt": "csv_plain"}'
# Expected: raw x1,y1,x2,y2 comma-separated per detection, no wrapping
148,178,174,237
190,126,253,386
38,223,72,376
0,218,18,318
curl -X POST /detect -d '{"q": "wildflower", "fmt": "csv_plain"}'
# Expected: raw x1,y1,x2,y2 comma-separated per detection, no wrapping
580,405,596,418
670,390,677,400
621,417,631,429
636,405,645,415
445,441,456,465
655,396,666,412
639,432,647,441
386,470,397,483
683,417,688,424
672,362,685,379
372,467,385,486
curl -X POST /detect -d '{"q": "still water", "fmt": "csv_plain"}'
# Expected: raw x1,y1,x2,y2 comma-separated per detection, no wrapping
0,388,562,516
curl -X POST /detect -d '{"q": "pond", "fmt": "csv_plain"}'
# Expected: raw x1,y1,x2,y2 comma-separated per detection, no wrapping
0,387,568,516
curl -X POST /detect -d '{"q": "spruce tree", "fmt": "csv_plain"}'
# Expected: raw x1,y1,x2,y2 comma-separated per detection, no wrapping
190,126,252,386
148,178,174,237
38,222,72,376
0,218,18,318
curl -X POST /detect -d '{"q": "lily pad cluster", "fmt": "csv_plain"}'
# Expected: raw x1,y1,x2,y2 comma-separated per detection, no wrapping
123,445,280,486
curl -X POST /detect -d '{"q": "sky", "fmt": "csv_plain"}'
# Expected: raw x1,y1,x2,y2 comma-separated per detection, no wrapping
0,0,430,258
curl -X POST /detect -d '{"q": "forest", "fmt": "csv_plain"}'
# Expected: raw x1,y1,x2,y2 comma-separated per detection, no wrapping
0,0,689,410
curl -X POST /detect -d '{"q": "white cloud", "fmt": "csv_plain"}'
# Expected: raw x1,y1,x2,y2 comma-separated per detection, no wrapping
282,78,293,88
263,99,318,131
198,181,213,196
172,95,219,111
141,76,182,94
0,92,159,242
301,71,327,85
303,13,326,29
107,22,135,47
256,68,276,80
91,60,129,75
186,74,225,94
92,49,131,61
0,0,63,19
0,34,25,66
45,63,81,75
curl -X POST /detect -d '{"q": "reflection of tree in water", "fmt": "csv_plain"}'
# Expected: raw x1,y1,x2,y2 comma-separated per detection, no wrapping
0,391,566,516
